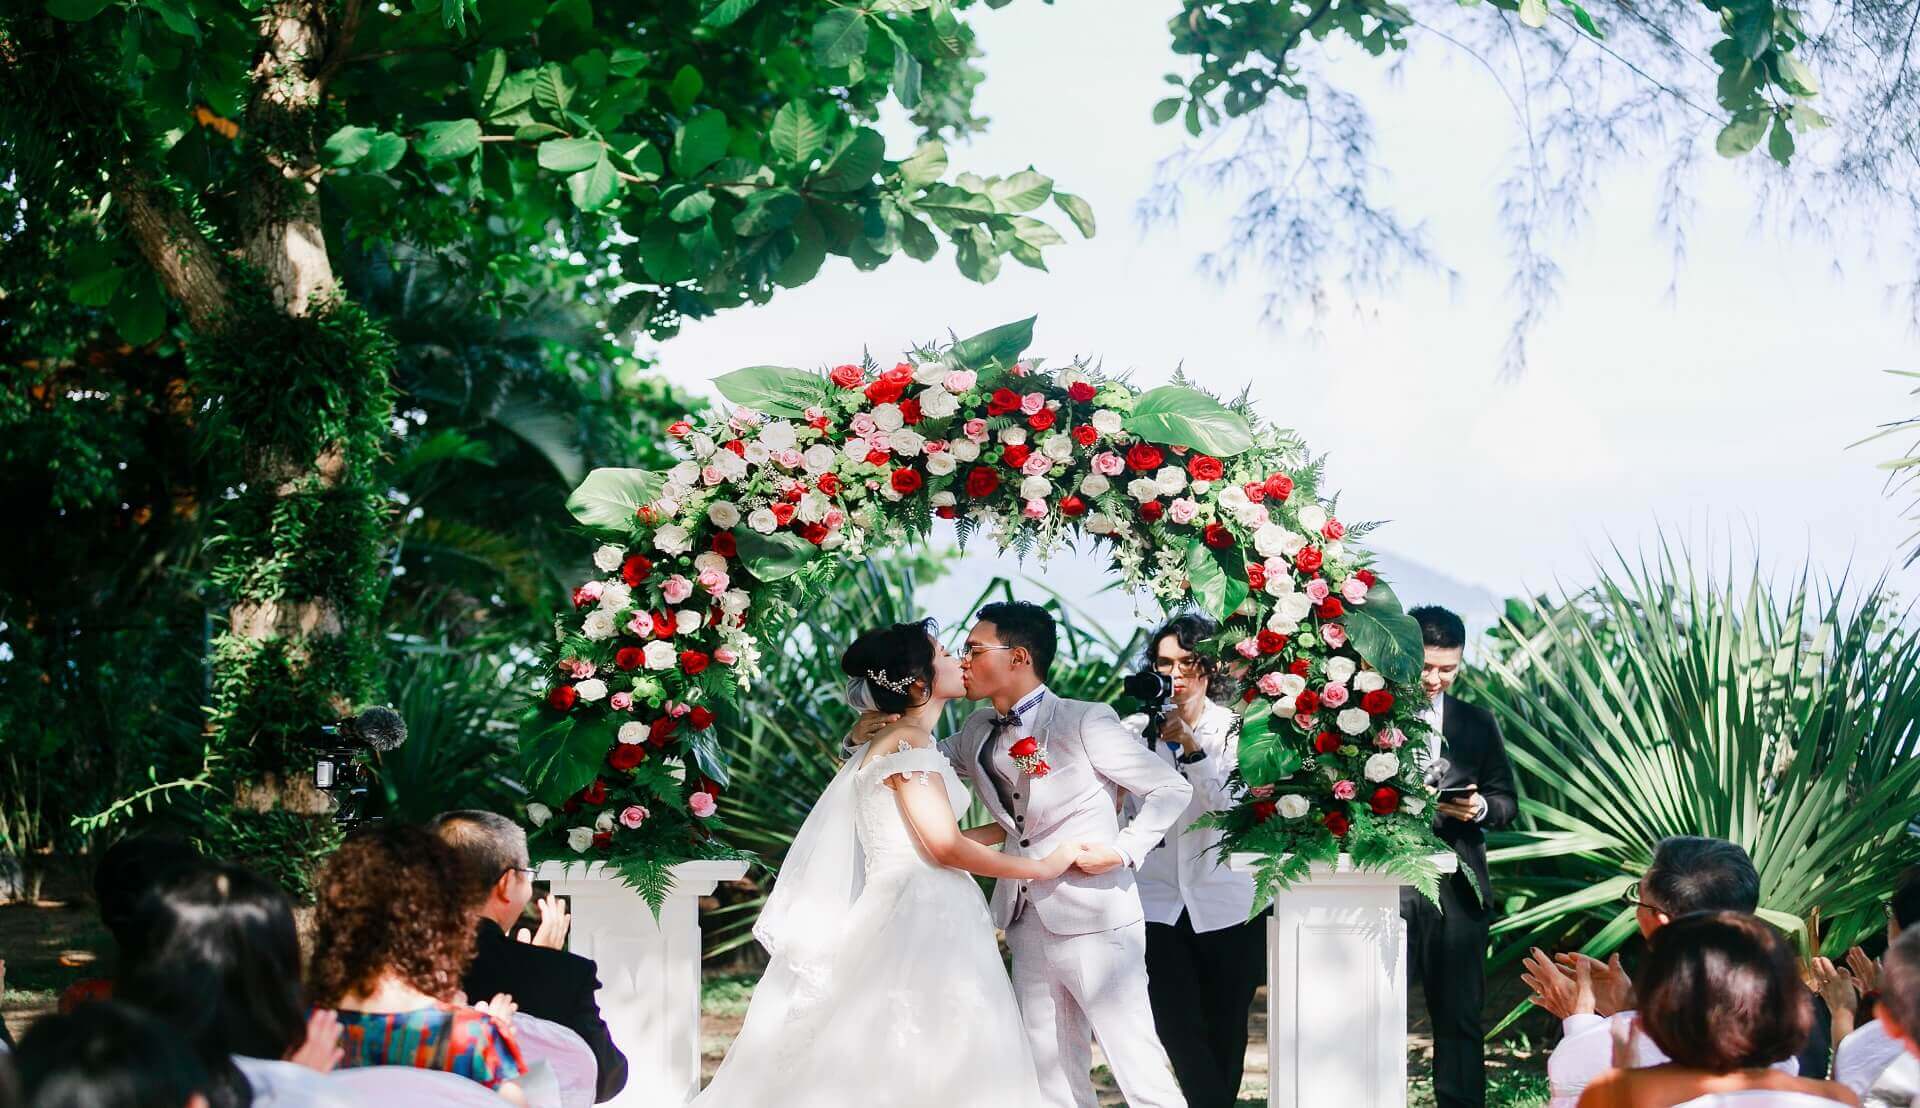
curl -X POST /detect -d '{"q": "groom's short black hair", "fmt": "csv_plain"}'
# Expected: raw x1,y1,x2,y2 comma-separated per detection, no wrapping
1410,605,1467,650
977,601,1058,679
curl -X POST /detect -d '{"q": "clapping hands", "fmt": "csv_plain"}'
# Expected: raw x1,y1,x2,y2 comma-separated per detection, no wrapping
286,1009,345,1072
514,892,571,950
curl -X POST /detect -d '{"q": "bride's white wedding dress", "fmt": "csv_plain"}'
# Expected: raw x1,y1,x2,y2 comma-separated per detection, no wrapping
694,743,1046,1107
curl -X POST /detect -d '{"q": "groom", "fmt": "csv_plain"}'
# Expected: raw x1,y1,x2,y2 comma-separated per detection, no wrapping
953,600,1194,1108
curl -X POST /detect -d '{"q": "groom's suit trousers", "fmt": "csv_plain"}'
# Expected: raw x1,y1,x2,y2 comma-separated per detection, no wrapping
1007,914,1189,1108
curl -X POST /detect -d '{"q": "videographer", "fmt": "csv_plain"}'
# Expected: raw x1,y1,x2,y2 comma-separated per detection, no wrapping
1119,612,1261,1108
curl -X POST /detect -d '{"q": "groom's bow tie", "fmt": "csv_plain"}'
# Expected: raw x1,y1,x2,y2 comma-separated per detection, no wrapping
989,712,1022,732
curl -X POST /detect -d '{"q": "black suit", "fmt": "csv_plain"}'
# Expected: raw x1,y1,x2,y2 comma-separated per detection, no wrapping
1400,692,1517,1108
463,919,629,1103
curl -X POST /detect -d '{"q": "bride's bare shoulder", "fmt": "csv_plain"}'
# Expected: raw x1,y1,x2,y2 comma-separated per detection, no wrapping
862,724,936,763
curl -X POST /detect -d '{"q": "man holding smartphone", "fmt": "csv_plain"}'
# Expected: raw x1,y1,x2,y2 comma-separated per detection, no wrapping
1403,605,1518,1108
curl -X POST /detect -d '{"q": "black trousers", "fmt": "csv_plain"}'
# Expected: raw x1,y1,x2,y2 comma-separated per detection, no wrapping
1402,877,1490,1108
1144,909,1266,1108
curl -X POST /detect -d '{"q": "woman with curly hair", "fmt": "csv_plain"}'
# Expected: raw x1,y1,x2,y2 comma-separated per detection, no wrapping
307,823,527,1104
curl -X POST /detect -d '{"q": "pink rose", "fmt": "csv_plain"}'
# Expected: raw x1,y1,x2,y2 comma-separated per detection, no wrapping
1332,780,1357,801
776,448,804,469
923,439,947,454
1248,784,1276,799
662,575,694,604
699,568,729,595
575,582,605,605
1020,392,1046,416
563,658,595,679
1376,728,1407,750
1092,451,1125,477
1323,518,1345,541
944,370,976,394
689,793,717,819
851,413,879,437
1342,576,1370,604
1021,454,1052,477
867,431,891,453
619,805,649,829
1167,499,1200,525
1305,578,1331,603
609,692,633,711
1257,672,1287,696
804,405,827,422
823,509,845,528
1322,623,1348,648
625,612,654,637
701,465,726,486
963,418,990,442
715,647,739,665
1235,638,1261,659
1023,499,1048,520
667,700,692,718
1320,682,1350,708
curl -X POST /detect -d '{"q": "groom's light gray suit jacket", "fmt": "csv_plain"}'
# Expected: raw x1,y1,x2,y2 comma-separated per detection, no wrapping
951,692,1192,935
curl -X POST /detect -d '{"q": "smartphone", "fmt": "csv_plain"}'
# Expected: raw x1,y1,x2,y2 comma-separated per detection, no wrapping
1437,784,1478,803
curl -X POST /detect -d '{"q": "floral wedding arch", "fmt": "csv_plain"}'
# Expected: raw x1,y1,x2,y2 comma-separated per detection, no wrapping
521,317,1452,910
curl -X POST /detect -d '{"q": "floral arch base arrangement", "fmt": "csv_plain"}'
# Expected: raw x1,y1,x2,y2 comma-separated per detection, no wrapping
521,317,1453,911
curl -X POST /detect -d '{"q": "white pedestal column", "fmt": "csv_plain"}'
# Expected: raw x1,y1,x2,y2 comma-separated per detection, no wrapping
1229,852,1457,1108
536,859,748,1107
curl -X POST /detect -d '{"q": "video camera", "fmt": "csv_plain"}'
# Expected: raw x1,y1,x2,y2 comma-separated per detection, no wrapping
1121,669,1175,743
307,706,408,825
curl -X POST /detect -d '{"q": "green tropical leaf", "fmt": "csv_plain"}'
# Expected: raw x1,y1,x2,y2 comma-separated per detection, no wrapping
565,467,667,528
989,169,1053,213
731,527,818,582
322,125,377,166
1715,110,1769,157
811,128,884,192
109,269,166,345
700,0,759,26
1342,578,1423,687
892,47,922,109
46,0,112,20
712,364,825,417
568,155,620,211
520,716,605,805
770,102,829,164
1236,712,1302,786
1124,386,1256,457
538,137,603,172
951,316,1036,369
1185,541,1250,622
897,142,948,187
416,119,482,161
812,8,869,67
1053,191,1096,238
672,110,730,177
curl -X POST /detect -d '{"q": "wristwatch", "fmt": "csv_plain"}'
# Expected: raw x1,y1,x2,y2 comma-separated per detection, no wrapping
1176,749,1208,766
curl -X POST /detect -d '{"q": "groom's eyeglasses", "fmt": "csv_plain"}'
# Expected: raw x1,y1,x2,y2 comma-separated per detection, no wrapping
958,644,1017,660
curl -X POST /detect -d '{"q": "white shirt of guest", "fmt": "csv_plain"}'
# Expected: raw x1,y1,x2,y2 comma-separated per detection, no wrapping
1546,1011,1800,1108
1835,1020,1914,1102
1121,701,1258,933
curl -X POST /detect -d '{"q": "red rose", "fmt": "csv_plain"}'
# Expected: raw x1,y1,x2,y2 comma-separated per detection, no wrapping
1187,454,1224,481
1295,690,1321,716
800,521,830,545
571,585,597,609
1312,731,1341,754
1002,443,1033,469
680,650,711,675
1295,546,1324,573
697,777,722,799
1323,810,1351,837
864,449,890,466
864,379,905,405
1028,408,1057,431
965,467,1001,498
830,364,864,389
1247,564,1268,590
615,646,646,671
1252,799,1278,822
1009,737,1040,758
1362,689,1395,715
808,412,830,431
782,483,805,503
609,743,647,770
1031,760,1051,777
988,388,1021,416
621,554,653,586
1242,481,1267,504
900,397,923,424
635,505,656,524
592,830,613,849
1058,495,1088,518
1315,598,1344,620
1288,658,1311,677
1073,425,1099,447
1126,443,1165,473
710,533,737,558
1257,630,1286,655
547,684,579,711
723,439,746,457
1068,381,1097,403
817,473,843,496
936,505,958,519
649,715,679,744
1322,519,1345,541
771,502,797,526
651,609,674,638
1355,568,1377,587
1369,786,1401,816
689,706,716,731
1264,474,1294,502
667,420,693,439
581,778,608,806
1242,686,1258,704
1202,522,1233,549
1139,501,1164,523
890,468,924,494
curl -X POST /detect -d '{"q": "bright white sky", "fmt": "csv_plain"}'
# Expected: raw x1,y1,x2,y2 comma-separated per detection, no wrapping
646,0,1920,615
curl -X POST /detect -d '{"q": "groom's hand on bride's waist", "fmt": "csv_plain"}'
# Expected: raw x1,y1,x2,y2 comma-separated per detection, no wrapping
1071,844,1126,875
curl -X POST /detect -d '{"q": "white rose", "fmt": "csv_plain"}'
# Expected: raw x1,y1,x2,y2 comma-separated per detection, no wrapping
618,721,647,745
661,480,691,504
871,403,905,432
796,492,828,523
743,441,771,466
949,440,981,463
566,827,594,852
1279,529,1308,558
1326,540,1346,562
747,508,779,534
713,450,748,481
821,530,846,550
595,810,616,833
1353,671,1386,693
706,500,741,529
574,678,608,702
694,551,727,576
598,584,632,613
654,524,693,556
643,641,677,670
1403,796,1427,816
1278,794,1311,820
842,437,873,461
1219,485,1250,513
1092,409,1124,435
759,421,797,451
925,452,957,476
1266,613,1299,635
653,497,682,520
688,433,716,460
1281,593,1314,622
1277,673,1307,698
720,589,752,615
1337,707,1372,736
919,389,960,419
581,611,616,640
593,544,625,572
1020,476,1053,501
1042,433,1074,461
1086,513,1117,535
1154,466,1187,496
676,609,700,634
670,460,702,486
1127,478,1162,502
1080,473,1110,497
1253,524,1292,558
890,429,926,457
912,359,950,385
527,802,553,827
1326,657,1357,685
803,444,837,474
931,491,958,508
999,426,1028,446
1298,504,1329,534
1365,752,1401,783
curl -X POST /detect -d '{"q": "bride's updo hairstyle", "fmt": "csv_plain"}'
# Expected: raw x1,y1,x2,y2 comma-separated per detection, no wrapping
841,619,938,714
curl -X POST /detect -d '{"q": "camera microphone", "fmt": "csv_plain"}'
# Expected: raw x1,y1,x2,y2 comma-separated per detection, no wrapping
341,706,408,753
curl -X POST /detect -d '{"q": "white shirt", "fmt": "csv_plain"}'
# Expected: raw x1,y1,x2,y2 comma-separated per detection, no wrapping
985,685,1051,803
1836,1021,1913,1101
1547,1012,1800,1108
1420,693,1446,766
1866,1052,1920,1108
1121,702,1258,933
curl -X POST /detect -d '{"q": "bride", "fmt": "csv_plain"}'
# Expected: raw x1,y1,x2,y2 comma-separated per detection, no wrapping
693,619,1084,1107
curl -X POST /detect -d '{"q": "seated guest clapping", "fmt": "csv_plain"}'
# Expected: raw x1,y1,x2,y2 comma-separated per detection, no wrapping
1825,869,1920,1105
13,1001,211,1108
1866,922,1920,1106
307,823,528,1106
430,810,628,1102
118,863,346,1107
1576,911,1856,1107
